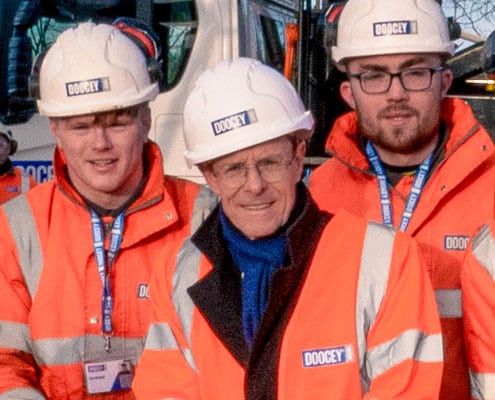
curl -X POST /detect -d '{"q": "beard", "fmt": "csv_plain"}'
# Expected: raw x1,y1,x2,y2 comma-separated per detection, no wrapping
357,104,441,156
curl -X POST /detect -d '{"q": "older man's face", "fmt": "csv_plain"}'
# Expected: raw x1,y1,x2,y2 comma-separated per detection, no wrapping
204,136,306,239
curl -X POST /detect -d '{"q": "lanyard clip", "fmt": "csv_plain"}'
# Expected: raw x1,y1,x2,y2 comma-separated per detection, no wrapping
104,334,112,353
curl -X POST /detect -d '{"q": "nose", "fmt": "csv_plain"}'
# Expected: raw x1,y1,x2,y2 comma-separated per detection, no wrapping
242,165,267,194
92,127,112,150
386,75,409,101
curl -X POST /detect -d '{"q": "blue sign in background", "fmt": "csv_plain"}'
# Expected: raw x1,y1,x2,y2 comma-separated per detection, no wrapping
13,160,53,183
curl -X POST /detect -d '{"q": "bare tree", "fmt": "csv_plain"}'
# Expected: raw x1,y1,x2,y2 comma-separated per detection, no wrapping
443,0,495,38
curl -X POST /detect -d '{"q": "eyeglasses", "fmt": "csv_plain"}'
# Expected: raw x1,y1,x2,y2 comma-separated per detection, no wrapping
348,67,445,94
211,152,296,189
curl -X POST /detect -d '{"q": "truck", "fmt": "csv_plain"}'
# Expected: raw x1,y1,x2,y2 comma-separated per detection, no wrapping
1,0,494,183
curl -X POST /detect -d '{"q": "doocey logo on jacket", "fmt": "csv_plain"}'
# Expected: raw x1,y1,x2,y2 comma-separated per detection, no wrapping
444,235,470,251
302,345,354,368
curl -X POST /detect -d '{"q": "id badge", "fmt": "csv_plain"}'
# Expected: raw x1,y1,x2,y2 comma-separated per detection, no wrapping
84,359,134,394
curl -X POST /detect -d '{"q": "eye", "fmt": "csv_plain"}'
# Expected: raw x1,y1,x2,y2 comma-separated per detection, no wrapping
258,157,279,168
257,155,285,172
222,163,245,176
403,68,429,78
108,118,133,130
361,71,386,81
67,123,91,133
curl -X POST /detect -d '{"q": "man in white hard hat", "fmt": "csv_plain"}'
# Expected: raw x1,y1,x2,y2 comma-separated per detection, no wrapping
0,130,36,204
132,57,443,399
308,0,495,399
0,20,213,399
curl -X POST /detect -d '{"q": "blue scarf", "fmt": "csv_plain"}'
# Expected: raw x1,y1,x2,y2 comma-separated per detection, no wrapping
219,207,287,347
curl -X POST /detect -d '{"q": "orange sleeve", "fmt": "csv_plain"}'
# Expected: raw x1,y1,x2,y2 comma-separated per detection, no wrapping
133,245,200,400
0,210,45,396
365,230,443,400
461,223,495,399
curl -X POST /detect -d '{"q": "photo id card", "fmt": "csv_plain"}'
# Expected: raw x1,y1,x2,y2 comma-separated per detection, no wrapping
84,359,134,394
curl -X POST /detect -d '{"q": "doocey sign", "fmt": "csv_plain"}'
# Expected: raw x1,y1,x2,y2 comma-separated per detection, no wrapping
13,160,54,183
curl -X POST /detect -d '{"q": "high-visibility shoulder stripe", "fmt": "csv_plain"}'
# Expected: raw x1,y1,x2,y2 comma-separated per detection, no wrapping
471,224,495,279
0,387,46,400
435,289,462,318
0,321,31,353
170,238,202,372
2,195,42,299
30,335,144,366
20,172,31,193
356,221,395,393
190,185,218,234
366,329,443,380
173,238,202,344
469,370,495,400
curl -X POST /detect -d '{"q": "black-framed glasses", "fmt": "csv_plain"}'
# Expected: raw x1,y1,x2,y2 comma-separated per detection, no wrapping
211,152,296,189
348,67,445,94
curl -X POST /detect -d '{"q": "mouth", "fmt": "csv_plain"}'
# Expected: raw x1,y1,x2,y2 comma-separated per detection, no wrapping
242,203,272,211
382,111,413,119
90,159,117,169
379,109,417,127
380,106,417,119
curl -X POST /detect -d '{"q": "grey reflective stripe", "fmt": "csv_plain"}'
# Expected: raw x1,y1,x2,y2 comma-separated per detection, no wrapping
144,323,197,370
31,335,144,366
20,172,31,193
469,370,495,400
171,238,202,372
471,224,495,279
190,185,218,234
356,222,395,394
145,322,178,350
0,321,31,353
366,330,443,381
0,387,46,399
2,195,42,299
435,289,462,318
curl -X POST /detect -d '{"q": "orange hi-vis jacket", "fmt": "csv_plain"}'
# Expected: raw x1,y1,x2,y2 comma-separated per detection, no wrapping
0,142,216,399
0,162,36,204
133,188,443,400
308,97,495,400
461,221,495,400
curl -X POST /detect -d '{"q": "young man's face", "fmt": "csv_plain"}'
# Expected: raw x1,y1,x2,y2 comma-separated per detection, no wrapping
340,53,453,164
203,136,306,240
50,104,151,209
0,136,11,165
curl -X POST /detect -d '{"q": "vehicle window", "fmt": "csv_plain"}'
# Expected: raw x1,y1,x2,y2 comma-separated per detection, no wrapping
153,0,197,90
1,0,197,125
259,14,286,72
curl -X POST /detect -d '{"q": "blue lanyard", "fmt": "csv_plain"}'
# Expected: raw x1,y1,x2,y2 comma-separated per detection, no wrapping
90,210,125,352
365,141,433,231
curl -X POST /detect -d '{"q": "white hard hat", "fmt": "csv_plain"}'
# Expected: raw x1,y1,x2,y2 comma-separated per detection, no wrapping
35,22,159,117
183,58,314,167
332,0,455,70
